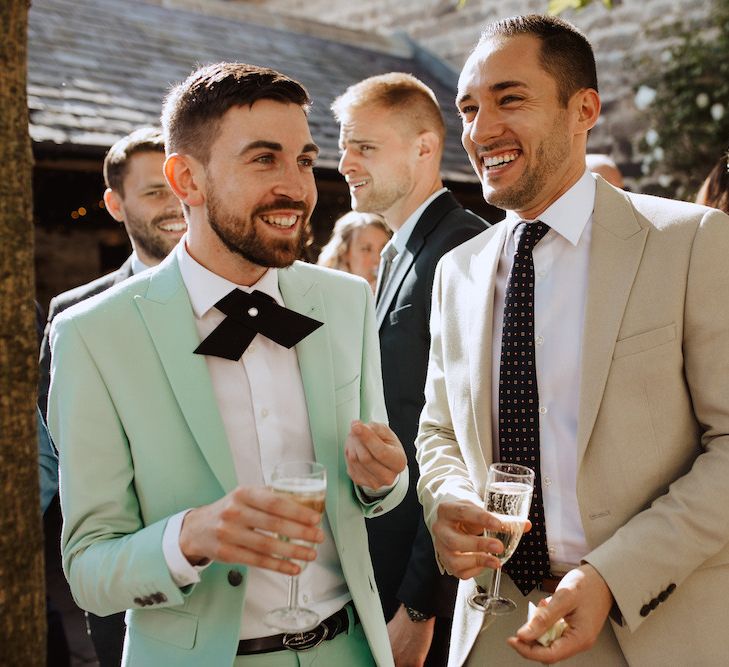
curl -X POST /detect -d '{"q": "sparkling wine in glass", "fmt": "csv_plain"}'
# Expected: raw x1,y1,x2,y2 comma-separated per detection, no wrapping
263,461,327,633
468,462,534,615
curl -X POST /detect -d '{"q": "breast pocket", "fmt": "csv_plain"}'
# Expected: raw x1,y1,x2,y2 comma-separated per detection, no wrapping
613,323,676,359
388,303,413,327
335,374,360,406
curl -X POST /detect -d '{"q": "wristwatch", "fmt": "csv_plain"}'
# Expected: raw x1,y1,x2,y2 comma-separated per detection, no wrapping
405,606,434,623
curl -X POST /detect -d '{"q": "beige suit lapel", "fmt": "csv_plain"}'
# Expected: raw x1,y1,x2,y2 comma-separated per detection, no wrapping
468,222,508,468
577,180,648,467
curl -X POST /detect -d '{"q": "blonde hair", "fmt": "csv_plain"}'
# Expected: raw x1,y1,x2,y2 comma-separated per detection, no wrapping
331,72,445,146
317,211,392,271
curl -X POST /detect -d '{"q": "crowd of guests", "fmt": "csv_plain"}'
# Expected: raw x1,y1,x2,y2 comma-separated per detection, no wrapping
35,12,729,667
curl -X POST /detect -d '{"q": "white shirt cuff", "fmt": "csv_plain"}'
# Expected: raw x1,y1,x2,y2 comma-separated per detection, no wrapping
361,472,400,500
162,509,211,588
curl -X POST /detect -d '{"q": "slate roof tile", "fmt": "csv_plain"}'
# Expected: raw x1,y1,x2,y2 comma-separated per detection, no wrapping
28,0,475,180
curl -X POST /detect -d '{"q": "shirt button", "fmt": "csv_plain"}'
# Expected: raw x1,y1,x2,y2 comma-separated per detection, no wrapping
539,406,548,415
535,336,544,346
548,546,556,555
302,594,309,603
248,307,258,317
537,270,546,279
261,408,269,418
544,476,552,486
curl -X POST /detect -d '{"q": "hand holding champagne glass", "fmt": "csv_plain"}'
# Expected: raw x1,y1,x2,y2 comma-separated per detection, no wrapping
468,462,534,615
264,460,327,633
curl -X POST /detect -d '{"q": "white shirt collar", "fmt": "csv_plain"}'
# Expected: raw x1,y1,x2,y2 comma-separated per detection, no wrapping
504,169,596,246
389,187,448,256
130,251,153,275
176,239,283,319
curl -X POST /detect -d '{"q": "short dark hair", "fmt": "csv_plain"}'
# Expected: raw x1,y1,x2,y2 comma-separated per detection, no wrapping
103,126,165,194
479,14,598,106
331,72,446,147
161,62,311,163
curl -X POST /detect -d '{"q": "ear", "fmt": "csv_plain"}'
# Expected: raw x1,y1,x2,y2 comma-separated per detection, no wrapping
573,88,601,135
164,153,205,207
103,188,125,223
416,130,441,162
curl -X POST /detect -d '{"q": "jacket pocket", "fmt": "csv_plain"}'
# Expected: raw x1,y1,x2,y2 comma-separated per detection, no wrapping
613,323,676,359
335,374,360,406
132,607,198,649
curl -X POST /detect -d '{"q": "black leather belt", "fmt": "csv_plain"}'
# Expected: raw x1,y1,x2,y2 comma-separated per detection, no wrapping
236,603,358,655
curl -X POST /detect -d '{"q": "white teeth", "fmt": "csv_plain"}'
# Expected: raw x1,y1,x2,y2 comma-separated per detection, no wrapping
349,179,368,189
260,214,298,228
159,221,186,232
483,152,519,169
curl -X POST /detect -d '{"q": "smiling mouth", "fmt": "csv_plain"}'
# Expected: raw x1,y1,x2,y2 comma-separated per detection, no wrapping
158,220,187,233
347,178,369,191
481,151,520,171
258,213,300,229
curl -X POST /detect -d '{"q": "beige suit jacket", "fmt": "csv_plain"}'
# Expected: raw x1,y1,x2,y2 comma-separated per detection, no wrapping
416,178,729,666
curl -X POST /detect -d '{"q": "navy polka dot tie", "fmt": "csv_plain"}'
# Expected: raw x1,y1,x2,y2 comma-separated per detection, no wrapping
499,221,551,596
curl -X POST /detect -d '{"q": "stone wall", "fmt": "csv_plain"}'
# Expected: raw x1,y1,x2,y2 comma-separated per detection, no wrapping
243,0,712,195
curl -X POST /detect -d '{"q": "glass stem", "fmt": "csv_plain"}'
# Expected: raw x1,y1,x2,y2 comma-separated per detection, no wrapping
287,574,300,611
490,566,503,599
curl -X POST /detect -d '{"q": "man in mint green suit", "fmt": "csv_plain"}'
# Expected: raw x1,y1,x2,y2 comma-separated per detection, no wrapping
48,63,408,666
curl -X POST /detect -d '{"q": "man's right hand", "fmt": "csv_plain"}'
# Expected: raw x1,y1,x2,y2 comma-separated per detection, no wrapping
179,486,325,575
431,499,509,579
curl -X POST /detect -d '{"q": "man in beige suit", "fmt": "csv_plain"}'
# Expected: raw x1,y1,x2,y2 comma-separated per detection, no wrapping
416,14,729,667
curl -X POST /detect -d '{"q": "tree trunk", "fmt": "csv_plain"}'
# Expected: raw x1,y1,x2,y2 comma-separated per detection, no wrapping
0,1,47,665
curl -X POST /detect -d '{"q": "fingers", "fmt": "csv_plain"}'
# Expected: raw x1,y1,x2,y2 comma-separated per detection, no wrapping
180,486,326,572
432,500,504,578
345,420,407,487
515,594,569,643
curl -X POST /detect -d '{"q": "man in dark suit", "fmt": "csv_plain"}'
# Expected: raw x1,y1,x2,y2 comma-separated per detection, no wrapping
38,126,184,667
332,73,493,667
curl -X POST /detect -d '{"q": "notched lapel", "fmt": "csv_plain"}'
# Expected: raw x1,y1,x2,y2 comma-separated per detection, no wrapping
468,224,507,467
279,267,340,531
135,258,237,494
376,245,416,328
577,183,648,466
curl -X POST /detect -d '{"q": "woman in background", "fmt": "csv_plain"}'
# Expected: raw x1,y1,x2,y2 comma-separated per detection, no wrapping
318,211,392,292
696,149,729,213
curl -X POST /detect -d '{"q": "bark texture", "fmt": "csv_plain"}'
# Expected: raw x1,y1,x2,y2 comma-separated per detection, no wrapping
0,1,47,665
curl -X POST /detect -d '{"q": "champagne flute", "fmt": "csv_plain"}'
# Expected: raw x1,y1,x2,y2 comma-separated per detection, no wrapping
468,462,534,615
263,460,327,633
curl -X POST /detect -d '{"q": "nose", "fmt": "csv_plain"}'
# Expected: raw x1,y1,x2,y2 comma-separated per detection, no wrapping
338,148,355,176
467,107,503,148
273,161,310,201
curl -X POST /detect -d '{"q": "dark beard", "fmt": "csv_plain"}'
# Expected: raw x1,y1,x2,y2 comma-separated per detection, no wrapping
126,211,181,262
207,191,309,269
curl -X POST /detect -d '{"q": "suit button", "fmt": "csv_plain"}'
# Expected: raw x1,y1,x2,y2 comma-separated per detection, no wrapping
228,570,243,587
373,506,383,515
667,583,676,594
658,590,669,603
649,598,659,610
640,604,651,617
133,597,143,606
151,592,167,604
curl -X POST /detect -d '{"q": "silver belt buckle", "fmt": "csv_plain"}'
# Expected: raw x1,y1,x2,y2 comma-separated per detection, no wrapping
282,624,329,652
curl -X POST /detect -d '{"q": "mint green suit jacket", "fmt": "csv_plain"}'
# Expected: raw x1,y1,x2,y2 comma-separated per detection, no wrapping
48,254,407,666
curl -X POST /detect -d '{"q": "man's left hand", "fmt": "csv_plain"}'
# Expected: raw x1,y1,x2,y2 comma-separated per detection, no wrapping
345,420,406,489
387,605,434,667
507,564,614,664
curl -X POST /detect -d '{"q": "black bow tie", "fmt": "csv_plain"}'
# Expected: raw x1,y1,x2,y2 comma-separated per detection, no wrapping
194,289,323,361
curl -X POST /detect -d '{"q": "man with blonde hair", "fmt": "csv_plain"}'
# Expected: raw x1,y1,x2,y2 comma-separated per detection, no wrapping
333,73,488,666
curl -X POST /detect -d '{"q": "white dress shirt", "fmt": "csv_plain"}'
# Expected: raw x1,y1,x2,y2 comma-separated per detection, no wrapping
130,251,153,276
491,169,596,568
162,241,350,639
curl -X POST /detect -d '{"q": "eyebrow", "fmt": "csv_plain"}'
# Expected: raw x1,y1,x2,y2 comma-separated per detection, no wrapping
240,140,320,155
456,80,528,107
